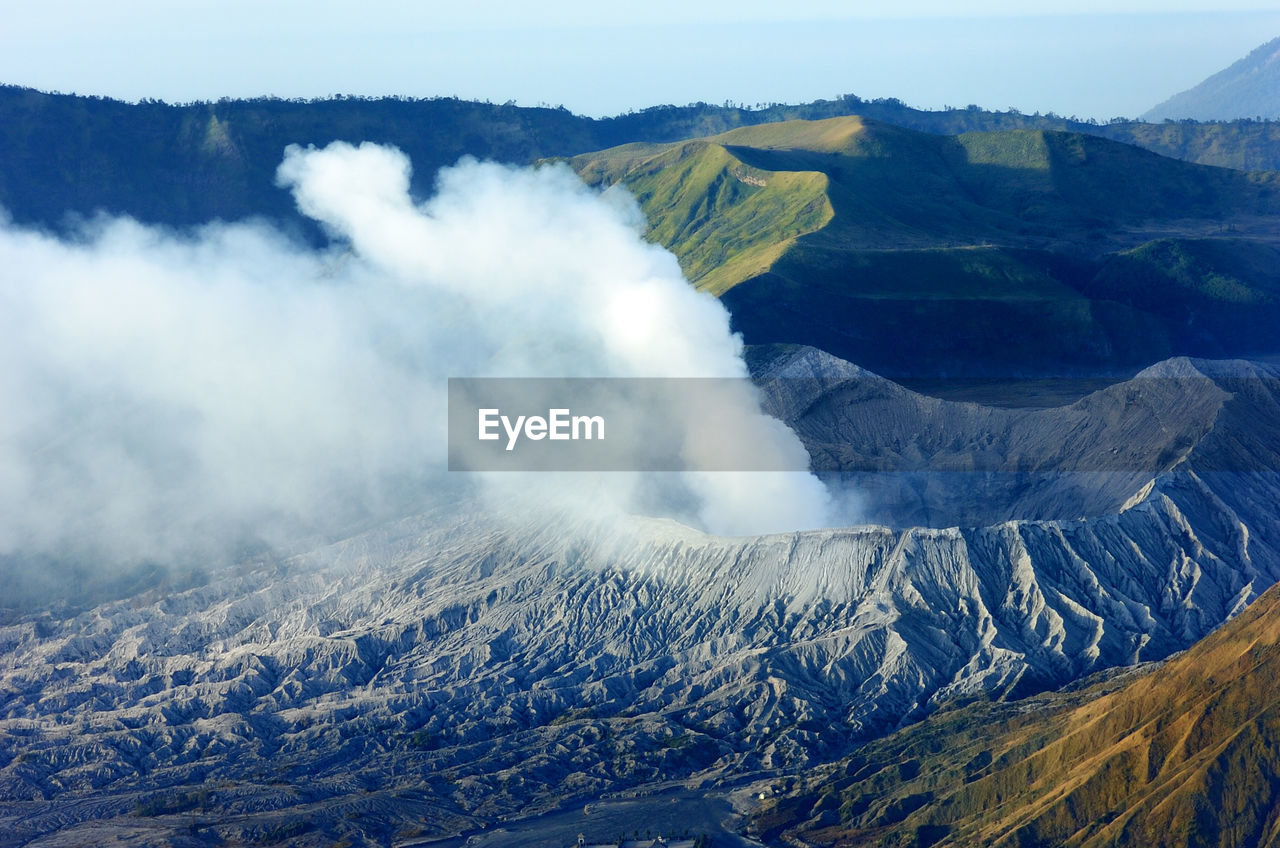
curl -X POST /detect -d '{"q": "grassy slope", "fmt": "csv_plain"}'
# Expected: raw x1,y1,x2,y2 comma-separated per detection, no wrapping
575,116,1280,291
571,116,1280,376
571,138,833,295
756,581,1280,848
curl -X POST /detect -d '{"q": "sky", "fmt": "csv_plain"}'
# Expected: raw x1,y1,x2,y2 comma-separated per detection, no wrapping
1,2,1279,119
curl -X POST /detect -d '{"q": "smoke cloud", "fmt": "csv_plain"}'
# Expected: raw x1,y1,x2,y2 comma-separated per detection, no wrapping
0,142,833,576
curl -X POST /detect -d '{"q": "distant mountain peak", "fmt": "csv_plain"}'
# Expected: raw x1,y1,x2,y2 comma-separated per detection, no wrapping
1144,35,1280,121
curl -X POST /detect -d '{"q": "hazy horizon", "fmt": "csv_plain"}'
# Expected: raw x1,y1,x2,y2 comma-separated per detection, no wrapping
3,5,1279,121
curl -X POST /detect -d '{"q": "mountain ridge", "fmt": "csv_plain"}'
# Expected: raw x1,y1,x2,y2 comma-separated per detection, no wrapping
5,85,1280,241
1145,36,1280,122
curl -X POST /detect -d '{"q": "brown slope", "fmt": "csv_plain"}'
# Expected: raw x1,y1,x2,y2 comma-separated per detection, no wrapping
758,580,1280,848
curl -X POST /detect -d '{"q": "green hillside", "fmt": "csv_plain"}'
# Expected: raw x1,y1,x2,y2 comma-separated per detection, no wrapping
5,85,1280,239
570,116,1280,376
570,134,835,294
7,82,1275,377
754,580,1280,848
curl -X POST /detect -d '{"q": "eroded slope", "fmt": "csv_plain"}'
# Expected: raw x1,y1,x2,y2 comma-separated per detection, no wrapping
756,573,1280,848
2,357,1279,845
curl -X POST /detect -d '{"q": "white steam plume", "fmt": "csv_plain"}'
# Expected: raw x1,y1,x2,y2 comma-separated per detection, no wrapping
0,142,832,572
